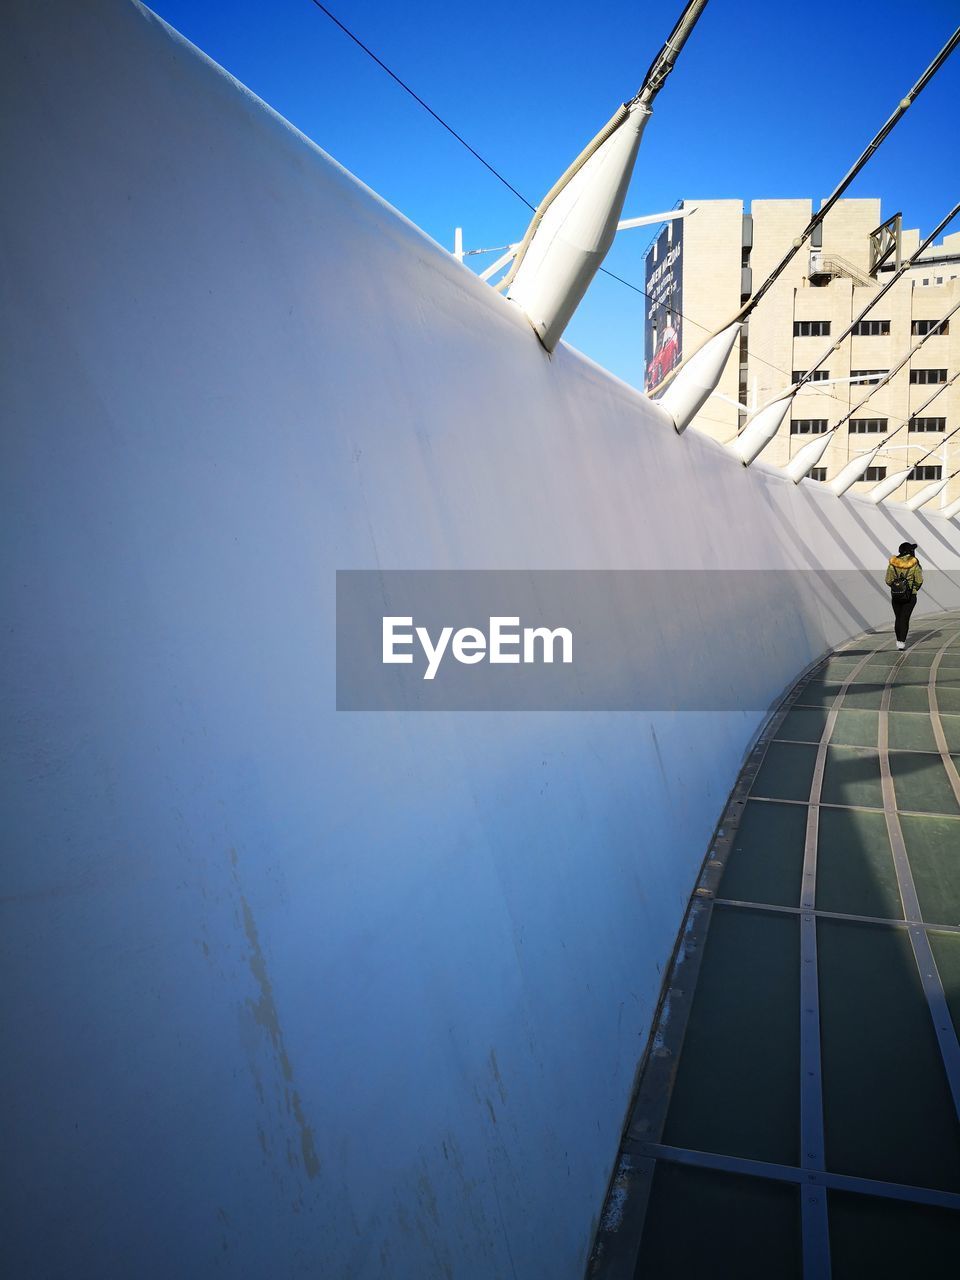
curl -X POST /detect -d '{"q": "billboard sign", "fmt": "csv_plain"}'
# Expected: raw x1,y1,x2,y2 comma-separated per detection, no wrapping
644,220,683,392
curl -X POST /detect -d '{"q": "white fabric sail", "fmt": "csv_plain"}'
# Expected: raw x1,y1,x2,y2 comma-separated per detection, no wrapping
656,323,741,434
905,477,949,510
827,447,881,496
507,107,650,352
783,429,835,483
866,466,913,504
727,396,794,465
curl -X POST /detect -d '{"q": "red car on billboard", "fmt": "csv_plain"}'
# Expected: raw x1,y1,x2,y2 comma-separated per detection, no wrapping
646,319,679,391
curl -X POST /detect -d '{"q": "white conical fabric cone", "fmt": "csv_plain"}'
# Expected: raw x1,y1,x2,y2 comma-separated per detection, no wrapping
727,395,794,465
783,429,835,483
828,447,881,496
508,106,649,352
866,466,913,504
905,477,949,510
940,494,960,519
656,323,741,434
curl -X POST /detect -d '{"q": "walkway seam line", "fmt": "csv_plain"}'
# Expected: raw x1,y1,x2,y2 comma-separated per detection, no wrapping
929,638,960,808
631,1142,960,1211
748,795,960,820
797,642,880,1278
712,897,960,935
879,627,960,1120
777,738,954,757
586,638,821,1276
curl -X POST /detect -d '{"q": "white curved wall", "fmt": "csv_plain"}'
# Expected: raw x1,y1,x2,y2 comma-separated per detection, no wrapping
3,3,960,1277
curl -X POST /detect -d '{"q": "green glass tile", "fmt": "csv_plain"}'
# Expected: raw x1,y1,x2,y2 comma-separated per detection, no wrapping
858,663,898,679
828,1191,960,1278
718,800,806,907
661,906,800,1165
794,681,844,709
819,657,861,679
889,750,960,816
887,711,938,752
821,745,883,810
635,1165,801,1280
930,932,960,1045
847,664,891,684
841,683,885,710
818,918,960,1190
944,716,960,751
900,654,936,672
901,814,960,926
776,705,828,743
751,742,818,802
815,807,902,920
937,687,960,715
830,708,878,748
913,632,959,647
889,682,932,712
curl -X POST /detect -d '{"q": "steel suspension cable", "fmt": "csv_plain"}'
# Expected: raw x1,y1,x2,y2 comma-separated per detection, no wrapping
738,25,960,322
652,23,960,394
795,203,960,392
306,0,534,210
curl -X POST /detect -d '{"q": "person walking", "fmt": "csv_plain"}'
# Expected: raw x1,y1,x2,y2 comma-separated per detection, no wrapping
885,541,923,649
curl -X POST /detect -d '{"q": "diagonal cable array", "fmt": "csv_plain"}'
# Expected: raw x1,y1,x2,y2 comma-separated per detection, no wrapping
301,0,829,398
306,0,958,498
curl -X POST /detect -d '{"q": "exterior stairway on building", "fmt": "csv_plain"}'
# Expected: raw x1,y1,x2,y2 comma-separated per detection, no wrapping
808,250,878,287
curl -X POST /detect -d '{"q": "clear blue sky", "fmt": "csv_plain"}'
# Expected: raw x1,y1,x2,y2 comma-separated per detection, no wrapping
148,0,959,389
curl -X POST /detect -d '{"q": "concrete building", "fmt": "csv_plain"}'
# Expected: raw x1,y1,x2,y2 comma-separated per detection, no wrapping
647,198,960,506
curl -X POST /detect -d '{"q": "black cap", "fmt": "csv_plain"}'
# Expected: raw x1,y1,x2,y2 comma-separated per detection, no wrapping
898,542,918,555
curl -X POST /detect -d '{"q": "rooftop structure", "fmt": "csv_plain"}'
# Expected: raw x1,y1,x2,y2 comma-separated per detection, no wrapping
648,199,960,505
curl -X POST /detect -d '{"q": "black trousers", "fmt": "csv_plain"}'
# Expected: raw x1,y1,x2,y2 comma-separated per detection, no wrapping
892,592,917,642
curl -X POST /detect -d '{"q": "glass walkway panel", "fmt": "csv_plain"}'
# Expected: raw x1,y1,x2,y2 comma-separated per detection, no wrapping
590,611,960,1278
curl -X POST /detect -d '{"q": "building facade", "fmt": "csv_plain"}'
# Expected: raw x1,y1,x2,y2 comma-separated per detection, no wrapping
647,199,960,507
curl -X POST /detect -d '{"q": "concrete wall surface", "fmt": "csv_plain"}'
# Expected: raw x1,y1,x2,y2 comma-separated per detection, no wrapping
3,3,960,1277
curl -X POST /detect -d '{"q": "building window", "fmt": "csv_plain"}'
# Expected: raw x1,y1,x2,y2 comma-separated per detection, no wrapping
851,369,888,385
794,320,831,337
910,368,948,384
792,369,829,382
910,417,946,432
910,465,942,481
863,466,887,482
808,467,828,481
849,418,888,434
790,419,830,434
912,318,949,336
852,319,890,336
